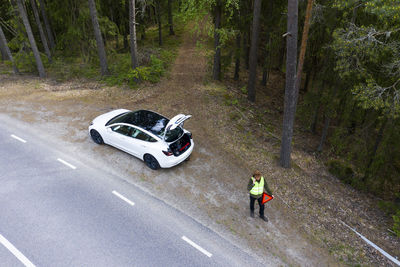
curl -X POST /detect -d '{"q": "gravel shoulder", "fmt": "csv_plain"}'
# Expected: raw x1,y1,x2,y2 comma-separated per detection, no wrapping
0,29,398,266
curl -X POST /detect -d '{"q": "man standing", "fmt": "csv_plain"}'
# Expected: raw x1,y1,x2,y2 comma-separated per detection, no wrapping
247,170,272,222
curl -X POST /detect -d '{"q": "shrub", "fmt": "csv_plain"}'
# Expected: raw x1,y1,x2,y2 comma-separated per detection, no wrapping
327,159,365,190
328,159,354,183
393,210,400,237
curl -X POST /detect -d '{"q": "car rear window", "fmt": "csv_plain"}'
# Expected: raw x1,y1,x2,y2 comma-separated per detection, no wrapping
164,127,184,142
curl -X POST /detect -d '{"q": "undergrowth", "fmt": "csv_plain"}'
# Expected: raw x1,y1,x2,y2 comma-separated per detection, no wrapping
10,21,183,88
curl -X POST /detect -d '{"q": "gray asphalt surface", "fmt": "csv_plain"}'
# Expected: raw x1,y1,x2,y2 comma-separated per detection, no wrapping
0,115,263,267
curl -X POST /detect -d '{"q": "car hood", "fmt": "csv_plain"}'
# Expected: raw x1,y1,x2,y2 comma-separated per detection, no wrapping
93,109,130,126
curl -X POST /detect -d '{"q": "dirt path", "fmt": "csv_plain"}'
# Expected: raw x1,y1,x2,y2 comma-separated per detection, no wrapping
0,28,398,266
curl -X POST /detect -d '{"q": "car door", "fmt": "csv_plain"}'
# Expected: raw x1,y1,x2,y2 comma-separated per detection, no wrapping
128,127,158,158
107,124,137,156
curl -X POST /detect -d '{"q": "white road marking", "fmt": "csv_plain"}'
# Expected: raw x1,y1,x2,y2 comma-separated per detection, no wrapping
341,221,400,266
182,236,213,258
11,134,27,143
112,191,135,206
57,158,76,169
0,234,36,267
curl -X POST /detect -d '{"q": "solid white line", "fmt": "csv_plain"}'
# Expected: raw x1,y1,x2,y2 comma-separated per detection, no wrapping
11,134,27,143
0,234,36,267
112,191,135,206
341,221,400,266
57,158,76,169
182,236,212,258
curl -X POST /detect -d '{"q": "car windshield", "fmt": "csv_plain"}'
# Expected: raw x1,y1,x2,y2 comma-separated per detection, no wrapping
106,110,183,142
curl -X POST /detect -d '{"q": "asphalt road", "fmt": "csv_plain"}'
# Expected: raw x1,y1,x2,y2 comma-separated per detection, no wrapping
0,115,263,267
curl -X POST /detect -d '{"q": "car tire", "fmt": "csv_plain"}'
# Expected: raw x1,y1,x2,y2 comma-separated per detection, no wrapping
90,129,104,144
144,154,160,170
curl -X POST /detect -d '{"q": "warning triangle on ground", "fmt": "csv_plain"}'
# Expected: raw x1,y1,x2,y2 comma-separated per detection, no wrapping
262,193,274,205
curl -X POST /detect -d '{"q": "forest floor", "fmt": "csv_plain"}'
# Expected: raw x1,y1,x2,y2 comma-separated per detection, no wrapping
0,28,399,266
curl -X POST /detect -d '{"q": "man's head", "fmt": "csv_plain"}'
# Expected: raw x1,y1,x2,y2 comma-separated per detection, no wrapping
253,170,261,180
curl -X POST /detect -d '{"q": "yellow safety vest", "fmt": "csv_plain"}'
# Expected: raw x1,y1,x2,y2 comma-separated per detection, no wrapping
250,176,264,195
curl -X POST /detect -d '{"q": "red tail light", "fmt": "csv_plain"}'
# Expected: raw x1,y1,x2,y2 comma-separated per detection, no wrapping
162,150,173,156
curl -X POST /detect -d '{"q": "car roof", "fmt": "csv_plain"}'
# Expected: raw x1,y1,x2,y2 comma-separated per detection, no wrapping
108,110,170,137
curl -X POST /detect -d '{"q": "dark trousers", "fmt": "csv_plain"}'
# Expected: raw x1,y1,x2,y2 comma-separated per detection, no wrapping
250,195,264,217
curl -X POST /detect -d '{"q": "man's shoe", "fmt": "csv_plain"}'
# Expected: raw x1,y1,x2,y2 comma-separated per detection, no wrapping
250,211,255,218
260,215,268,222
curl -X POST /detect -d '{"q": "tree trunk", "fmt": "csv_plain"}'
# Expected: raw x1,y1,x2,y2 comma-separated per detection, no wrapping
16,0,45,77
0,25,19,74
317,114,330,152
38,0,55,50
363,117,388,181
247,0,262,102
280,0,298,168
244,29,250,70
30,0,52,63
156,0,162,46
294,0,313,103
0,30,9,61
168,0,175,35
129,0,138,69
88,0,109,76
233,33,240,81
317,86,337,152
261,37,271,86
212,0,221,80
124,0,129,50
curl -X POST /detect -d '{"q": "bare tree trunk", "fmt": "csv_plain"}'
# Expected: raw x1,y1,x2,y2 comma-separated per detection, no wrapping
244,29,250,70
280,0,298,168
233,33,240,81
212,0,221,80
124,0,129,50
317,114,330,152
16,0,45,77
88,0,109,76
30,0,52,63
363,117,388,181
0,25,19,74
317,86,338,152
129,0,138,69
38,0,55,50
156,0,162,46
168,0,175,35
0,31,9,60
261,37,271,86
294,0,313,101
247,0,262,102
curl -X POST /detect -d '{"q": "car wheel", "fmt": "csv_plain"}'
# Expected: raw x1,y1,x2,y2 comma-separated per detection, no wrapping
144,154,160,170
90,130,104,144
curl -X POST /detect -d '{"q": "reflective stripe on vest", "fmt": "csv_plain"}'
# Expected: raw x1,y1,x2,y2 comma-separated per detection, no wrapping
250,176,264,195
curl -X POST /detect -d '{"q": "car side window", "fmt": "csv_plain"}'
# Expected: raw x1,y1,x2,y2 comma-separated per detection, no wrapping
130,128,157,142
111,125,131,136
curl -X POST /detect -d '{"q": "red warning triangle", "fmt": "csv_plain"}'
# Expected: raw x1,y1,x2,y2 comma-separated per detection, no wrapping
261,193,274,205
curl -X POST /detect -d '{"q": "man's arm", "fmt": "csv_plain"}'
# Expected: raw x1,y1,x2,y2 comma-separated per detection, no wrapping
247,178,254,191
264,180,272,195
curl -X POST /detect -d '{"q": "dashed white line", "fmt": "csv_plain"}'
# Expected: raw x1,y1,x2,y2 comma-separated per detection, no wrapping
0,234,36,267
112,191,135,206
57,158,76,169
11,134,27,143
341,221,400,266
182,236,213,258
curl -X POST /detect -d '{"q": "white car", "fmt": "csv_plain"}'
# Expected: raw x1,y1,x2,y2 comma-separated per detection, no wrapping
89,109,194,170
